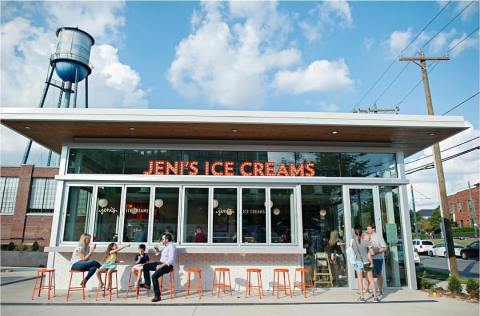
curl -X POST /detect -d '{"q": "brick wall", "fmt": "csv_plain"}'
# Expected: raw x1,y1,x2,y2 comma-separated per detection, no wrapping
448,184,480,228
0,165,59,247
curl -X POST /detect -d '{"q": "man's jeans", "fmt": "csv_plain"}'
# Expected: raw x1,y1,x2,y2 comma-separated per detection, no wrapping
142,261,173,297
71,260,101,283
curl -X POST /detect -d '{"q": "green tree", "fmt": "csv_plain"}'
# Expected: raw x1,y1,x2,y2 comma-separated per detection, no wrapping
429,208,442,233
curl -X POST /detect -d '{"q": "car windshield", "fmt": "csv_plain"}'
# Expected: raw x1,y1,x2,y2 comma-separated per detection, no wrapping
469,242,479,248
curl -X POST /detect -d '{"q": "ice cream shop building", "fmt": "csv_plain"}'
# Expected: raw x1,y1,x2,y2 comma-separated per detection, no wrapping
0,107,467,291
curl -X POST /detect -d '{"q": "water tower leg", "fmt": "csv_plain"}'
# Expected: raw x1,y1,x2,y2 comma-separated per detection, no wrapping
85,76,89,108
47,150,53,166
63,82,72,108
73,64,79,108
57,81,65,108
22,140,33,165
39,66,55,108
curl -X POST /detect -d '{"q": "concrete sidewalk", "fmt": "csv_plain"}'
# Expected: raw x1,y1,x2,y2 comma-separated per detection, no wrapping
0,267,38,286
0,268,478,316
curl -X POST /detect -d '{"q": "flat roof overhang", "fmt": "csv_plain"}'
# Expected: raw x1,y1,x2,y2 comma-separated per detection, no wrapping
0,107,469,156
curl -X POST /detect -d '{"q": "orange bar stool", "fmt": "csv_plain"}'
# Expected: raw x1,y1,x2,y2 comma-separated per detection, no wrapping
159,268,176,299
126,269,149,299
272,268,292,298
95,270,119,301
212,267,232,297
293,268,315,298
245,268,263,298
66,270,86,301
31,268,56,300
185,268,203,298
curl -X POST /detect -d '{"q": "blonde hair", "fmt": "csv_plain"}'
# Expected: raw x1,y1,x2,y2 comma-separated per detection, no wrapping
328,230,339,247
78,233,91,248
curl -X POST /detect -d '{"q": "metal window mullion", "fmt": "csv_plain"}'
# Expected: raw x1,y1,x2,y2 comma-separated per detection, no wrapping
118,186,127,243
208,187,213,244
89,185,98,236
147,185,155,245
266,188,271,245
178,186,184,245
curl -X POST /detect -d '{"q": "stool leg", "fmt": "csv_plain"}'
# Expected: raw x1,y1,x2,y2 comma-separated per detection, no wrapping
186,272,191,296
126,271,131,298
38,272,43,297
257,272,262,299
217,272,221,298
293,271,297,296
53,271,56,298
259,272,264,298
302,271,306,298
245,271,249,297
82,272,86,300
199,271,203,298
287,272,292,297
31,271,39,300
228,270,232,295
170,272,175,298
66,272,73,301
47,272,52,300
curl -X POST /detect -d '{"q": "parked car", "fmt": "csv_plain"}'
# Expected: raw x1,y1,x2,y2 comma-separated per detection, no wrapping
413,239,434,255
414,249,421,265
431,242,464,257
459,241,479,260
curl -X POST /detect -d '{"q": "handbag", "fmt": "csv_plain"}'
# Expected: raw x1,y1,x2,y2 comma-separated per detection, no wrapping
353,238,372,270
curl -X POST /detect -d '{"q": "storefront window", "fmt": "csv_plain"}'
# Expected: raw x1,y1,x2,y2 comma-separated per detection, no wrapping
212,188,237,243
123,187,150,243
153,187,179,242
270,188,295,244
379,186,407,287
68,149,397,178
183,188,209,243
94,187,122,242
301,186,346,287
63,186,93,241
242,188,266,243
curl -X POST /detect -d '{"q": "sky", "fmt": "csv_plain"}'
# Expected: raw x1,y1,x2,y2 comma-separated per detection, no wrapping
0,0,479,210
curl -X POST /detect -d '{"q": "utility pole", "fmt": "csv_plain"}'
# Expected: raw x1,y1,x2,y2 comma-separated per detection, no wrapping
467,181,478,238
400,51,458,276
410,184,420,239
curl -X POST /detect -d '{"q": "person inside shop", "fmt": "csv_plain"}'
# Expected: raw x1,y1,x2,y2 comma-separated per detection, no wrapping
70,233,101,287
140,233,177,302
134,223,147,242
193,226,207,242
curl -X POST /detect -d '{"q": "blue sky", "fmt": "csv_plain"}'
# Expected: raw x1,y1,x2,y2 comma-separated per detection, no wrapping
0,1,479,209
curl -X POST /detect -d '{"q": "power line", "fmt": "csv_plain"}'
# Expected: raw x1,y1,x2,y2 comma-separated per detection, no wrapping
442,91,479,115
405,136,480,165
374,63,410,104
448,27,479,54
421,1,474,49
405,146,479,174
353,1,451,108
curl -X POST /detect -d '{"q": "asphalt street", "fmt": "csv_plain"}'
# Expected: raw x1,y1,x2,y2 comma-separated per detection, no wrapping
419,255,479,278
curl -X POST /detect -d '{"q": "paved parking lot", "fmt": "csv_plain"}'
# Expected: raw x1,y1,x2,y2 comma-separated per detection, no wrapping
419,255,479,278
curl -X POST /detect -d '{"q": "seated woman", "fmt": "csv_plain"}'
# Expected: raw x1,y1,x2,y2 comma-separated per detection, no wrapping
70,233,101,287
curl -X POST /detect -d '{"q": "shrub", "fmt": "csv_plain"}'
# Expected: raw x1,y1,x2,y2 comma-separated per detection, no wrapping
7,242,15,251
447,275,462,295
31,241,39,252
466,279,479,299
420,278,435,290
420,278,434,290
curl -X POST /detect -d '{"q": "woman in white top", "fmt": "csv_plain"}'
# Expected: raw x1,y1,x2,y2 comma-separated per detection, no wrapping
70,233,101,287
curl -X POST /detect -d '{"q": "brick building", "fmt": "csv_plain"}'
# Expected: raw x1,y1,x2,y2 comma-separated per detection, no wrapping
0,165,58,248
448,182,480,228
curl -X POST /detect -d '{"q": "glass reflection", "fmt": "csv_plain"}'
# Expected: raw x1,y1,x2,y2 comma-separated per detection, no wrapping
270,188,294,244
183,188,209,243
94,187,122,242
242,188,266,243
123,187,150,242
213,188,237,243
301,186,346,287
153,187,179,242
63,186,93,241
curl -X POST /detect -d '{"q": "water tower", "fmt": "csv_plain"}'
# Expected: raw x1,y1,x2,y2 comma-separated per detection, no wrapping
22,27,95,165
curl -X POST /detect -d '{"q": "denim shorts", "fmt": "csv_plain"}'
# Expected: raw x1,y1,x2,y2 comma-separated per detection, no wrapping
373,259,383,275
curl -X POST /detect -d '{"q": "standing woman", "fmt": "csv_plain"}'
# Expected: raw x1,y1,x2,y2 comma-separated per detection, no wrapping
351,227,379,303
70,233,101,287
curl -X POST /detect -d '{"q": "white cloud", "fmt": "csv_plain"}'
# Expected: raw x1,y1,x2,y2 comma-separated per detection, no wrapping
406,126,480,210
167,1,301,107
0,2,147,166
363,37,374,52
448,32,479,57
299,0,353,43
272,59,353,94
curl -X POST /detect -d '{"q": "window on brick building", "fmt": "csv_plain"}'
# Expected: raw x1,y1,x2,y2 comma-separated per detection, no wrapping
457,202,463,213
28,178,56,213
0,177,19,214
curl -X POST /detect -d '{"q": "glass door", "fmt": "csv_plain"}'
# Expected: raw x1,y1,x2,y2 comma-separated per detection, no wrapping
344,186,385,289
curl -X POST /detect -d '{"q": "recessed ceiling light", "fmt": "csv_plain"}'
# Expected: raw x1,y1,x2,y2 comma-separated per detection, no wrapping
24,126,31,130
128,127,135,131
428,132,436,136
331,130,339,135
232,128,239,133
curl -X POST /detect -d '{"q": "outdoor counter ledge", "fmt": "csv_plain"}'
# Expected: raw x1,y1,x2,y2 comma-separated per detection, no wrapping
44,246,306,254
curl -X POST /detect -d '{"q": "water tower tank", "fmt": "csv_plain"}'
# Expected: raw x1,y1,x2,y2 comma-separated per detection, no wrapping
51,27,94,82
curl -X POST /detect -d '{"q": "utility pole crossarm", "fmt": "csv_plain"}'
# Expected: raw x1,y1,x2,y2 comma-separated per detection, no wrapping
399,56,450,61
